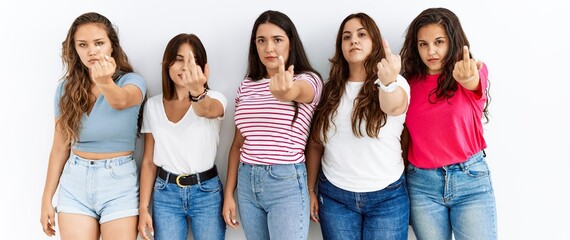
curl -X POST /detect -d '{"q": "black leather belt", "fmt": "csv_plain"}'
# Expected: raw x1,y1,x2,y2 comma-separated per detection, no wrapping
157,165,218,187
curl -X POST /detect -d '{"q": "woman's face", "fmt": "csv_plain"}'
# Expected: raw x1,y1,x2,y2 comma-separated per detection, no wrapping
255,23,290,77
74,23,113,68
341,18,373,65
417,23,449,74
168,43,195,88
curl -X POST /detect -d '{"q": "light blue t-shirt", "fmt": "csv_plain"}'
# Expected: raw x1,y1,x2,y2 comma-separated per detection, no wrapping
54,72,147,153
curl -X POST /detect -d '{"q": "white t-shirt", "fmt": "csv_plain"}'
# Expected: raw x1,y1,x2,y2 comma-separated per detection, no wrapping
322,75,410,192
141,90,227,175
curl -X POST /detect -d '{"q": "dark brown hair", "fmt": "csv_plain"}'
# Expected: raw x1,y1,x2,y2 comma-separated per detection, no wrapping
400,7,490,122
161,33,209,100
311,13,387,144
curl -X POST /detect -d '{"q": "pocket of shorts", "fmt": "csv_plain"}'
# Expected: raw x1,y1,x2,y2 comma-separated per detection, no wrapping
62,160,72,174
268,165,297,180
110,161,137,179
198,176,222,193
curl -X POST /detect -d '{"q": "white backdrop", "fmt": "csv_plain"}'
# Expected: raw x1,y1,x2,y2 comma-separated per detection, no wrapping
1,0,569,239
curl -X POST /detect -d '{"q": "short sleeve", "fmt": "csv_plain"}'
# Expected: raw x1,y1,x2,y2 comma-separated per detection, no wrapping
117,72,147,103
140,97,152,134
293,72,323,106
54,80,66,117
207,90,228,120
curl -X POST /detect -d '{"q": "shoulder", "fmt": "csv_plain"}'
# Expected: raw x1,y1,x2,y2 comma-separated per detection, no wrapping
55,80,67,96
118,72,147,87
146,94,162,105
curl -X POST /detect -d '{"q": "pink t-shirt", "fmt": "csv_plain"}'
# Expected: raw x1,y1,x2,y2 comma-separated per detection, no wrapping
234,72,322,165
406,64,488,168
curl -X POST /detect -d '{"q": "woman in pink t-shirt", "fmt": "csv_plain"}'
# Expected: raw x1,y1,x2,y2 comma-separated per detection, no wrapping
400,7,497,240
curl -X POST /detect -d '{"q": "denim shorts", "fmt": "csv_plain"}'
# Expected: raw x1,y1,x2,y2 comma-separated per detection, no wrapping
56,152,139,223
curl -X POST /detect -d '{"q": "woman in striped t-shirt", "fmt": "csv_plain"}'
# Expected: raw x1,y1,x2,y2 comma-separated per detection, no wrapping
222,10,323,240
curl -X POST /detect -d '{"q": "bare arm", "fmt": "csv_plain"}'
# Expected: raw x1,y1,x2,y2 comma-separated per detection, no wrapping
305,138,324,223
40,118,70,237
223,126,244,229
138,133,156,240
192,96,224,118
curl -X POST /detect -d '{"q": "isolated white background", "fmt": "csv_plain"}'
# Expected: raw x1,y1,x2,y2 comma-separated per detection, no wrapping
1,0,568,239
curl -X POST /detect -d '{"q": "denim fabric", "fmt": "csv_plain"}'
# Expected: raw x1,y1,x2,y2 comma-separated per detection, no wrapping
406,151,497,240
152,175,225,240
318,171,409,240
56,152,139,223
237,163,309,240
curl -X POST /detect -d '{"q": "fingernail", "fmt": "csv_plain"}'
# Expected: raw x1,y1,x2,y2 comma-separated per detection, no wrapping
232,219,237,224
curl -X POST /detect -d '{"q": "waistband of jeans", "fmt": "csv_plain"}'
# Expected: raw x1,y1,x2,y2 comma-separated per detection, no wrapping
157,165,218,187
443,150,485,171
69,152,134,168
240,161,305,170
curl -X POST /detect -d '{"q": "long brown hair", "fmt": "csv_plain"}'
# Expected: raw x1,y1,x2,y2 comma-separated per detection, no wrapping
400,7,490,122
58,12,133,145
246,10,322,124
310,13,386,144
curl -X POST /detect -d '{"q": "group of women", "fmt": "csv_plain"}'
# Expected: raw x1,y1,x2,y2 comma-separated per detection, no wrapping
40,7,496,240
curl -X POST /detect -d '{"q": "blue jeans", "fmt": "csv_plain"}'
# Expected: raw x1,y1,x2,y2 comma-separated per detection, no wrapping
152,175,225,240
318,171,409,240
406,151,497,240
237,162,309,240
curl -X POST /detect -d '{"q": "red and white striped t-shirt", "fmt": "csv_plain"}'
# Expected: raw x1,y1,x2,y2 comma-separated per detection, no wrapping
235,72,322,165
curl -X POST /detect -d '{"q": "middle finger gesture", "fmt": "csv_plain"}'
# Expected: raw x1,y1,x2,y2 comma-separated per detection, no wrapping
269,56,295,101
183,50,209,97
376,39,401,86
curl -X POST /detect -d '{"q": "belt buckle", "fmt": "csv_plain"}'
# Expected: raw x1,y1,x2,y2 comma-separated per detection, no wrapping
176,174,189,187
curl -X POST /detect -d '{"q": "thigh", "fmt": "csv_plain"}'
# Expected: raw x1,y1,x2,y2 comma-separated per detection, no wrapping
450,161,497,240
362,175,409,240
97,159,139,224
152,179,189,240
317,178,361,240
57,159,99,219
263,163,310,240
237,163,270,240
58,213,99,240
189,176,226,240
407,165,452,240
100,216,138,240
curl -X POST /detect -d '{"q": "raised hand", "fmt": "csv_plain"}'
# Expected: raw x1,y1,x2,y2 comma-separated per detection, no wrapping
376,39,401,86
183,50,209,97
269,56,295,100
453,46,482,84
90,50,117,84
